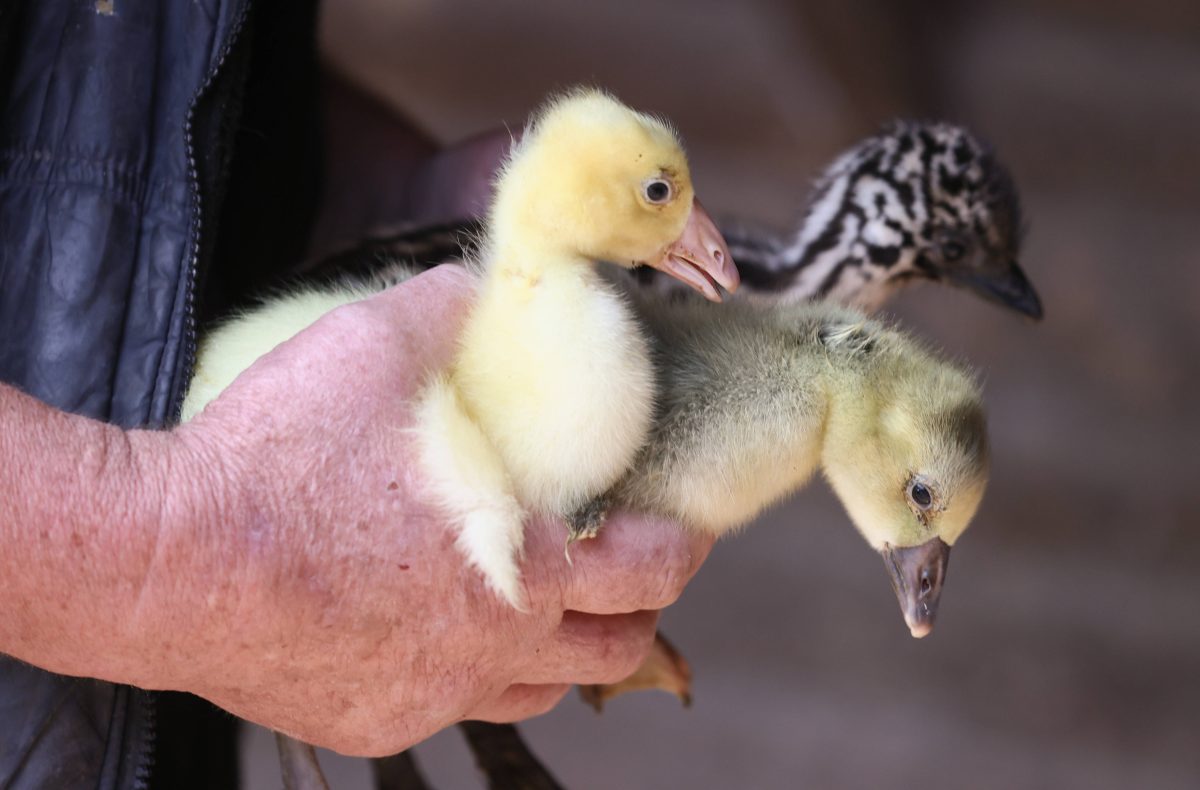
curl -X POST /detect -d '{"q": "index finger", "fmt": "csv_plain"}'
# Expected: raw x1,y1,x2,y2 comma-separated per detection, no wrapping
522,510,714,615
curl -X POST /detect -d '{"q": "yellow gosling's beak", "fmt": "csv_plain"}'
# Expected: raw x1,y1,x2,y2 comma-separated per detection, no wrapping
882,538,951,639
647,199,739,302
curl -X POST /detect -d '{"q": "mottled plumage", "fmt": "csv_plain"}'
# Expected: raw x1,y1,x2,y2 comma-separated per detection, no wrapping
723,120,1039,317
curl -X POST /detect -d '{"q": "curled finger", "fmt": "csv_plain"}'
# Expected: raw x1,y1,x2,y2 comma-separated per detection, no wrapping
524,511,714,615
467,683,571,724
519,609,659,685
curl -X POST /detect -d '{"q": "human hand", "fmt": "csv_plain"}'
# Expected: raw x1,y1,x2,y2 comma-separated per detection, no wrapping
131,265,713,755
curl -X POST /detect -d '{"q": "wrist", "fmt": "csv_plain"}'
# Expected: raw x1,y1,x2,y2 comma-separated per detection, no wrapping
0,391,225,687
115,418,253,689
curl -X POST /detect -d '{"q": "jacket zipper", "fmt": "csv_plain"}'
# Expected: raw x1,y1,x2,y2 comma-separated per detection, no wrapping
130,688,157,790
172,1,251,424
134,3,252,787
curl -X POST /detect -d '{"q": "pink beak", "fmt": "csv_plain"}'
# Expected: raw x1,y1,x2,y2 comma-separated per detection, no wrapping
646,199,739,302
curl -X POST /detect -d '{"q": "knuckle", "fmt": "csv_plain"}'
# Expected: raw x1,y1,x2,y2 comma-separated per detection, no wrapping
644,552,691,609
635,523,709,610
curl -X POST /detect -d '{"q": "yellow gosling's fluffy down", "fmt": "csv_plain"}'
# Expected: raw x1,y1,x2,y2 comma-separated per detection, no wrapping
414,89,734,608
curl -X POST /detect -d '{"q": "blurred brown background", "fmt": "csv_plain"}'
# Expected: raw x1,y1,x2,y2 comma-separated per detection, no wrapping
246,1,1200,787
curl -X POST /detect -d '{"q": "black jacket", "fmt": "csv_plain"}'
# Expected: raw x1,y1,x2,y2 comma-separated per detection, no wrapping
0,0,321,786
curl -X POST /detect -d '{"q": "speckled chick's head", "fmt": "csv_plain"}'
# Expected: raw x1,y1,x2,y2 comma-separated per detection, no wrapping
783,121,1040,318
897,122,1035,315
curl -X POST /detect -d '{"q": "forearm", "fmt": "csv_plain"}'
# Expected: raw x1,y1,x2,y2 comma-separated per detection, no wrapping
0,383,220,686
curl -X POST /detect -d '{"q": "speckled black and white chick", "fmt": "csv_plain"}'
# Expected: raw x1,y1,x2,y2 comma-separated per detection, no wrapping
718,120,1041,317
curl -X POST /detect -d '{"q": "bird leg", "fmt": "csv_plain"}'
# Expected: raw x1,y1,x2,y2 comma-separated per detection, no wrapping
458,721,567,790
276,733,331,790
563,492,612,558
578,630,693,712
452,637,692,790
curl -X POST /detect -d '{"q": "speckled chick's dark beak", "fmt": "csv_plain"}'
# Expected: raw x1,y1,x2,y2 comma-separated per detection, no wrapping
882,538,951,639
947,258,1043,320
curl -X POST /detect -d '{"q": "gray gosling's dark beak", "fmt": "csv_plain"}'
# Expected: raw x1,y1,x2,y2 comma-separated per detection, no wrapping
946,258,1043,320
881,538,951,639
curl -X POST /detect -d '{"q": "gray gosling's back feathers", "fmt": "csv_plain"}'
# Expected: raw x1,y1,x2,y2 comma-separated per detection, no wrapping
581,292,989,638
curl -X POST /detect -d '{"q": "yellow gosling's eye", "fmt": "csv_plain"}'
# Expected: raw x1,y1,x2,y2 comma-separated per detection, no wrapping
642,177,673,205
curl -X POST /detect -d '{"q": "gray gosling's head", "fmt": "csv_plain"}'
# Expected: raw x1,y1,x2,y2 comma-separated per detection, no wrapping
777,121,1040,318
815,318,989,638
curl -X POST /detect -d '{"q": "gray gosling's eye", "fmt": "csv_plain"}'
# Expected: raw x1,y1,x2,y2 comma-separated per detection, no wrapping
643,177,673,204
910,482,934,510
